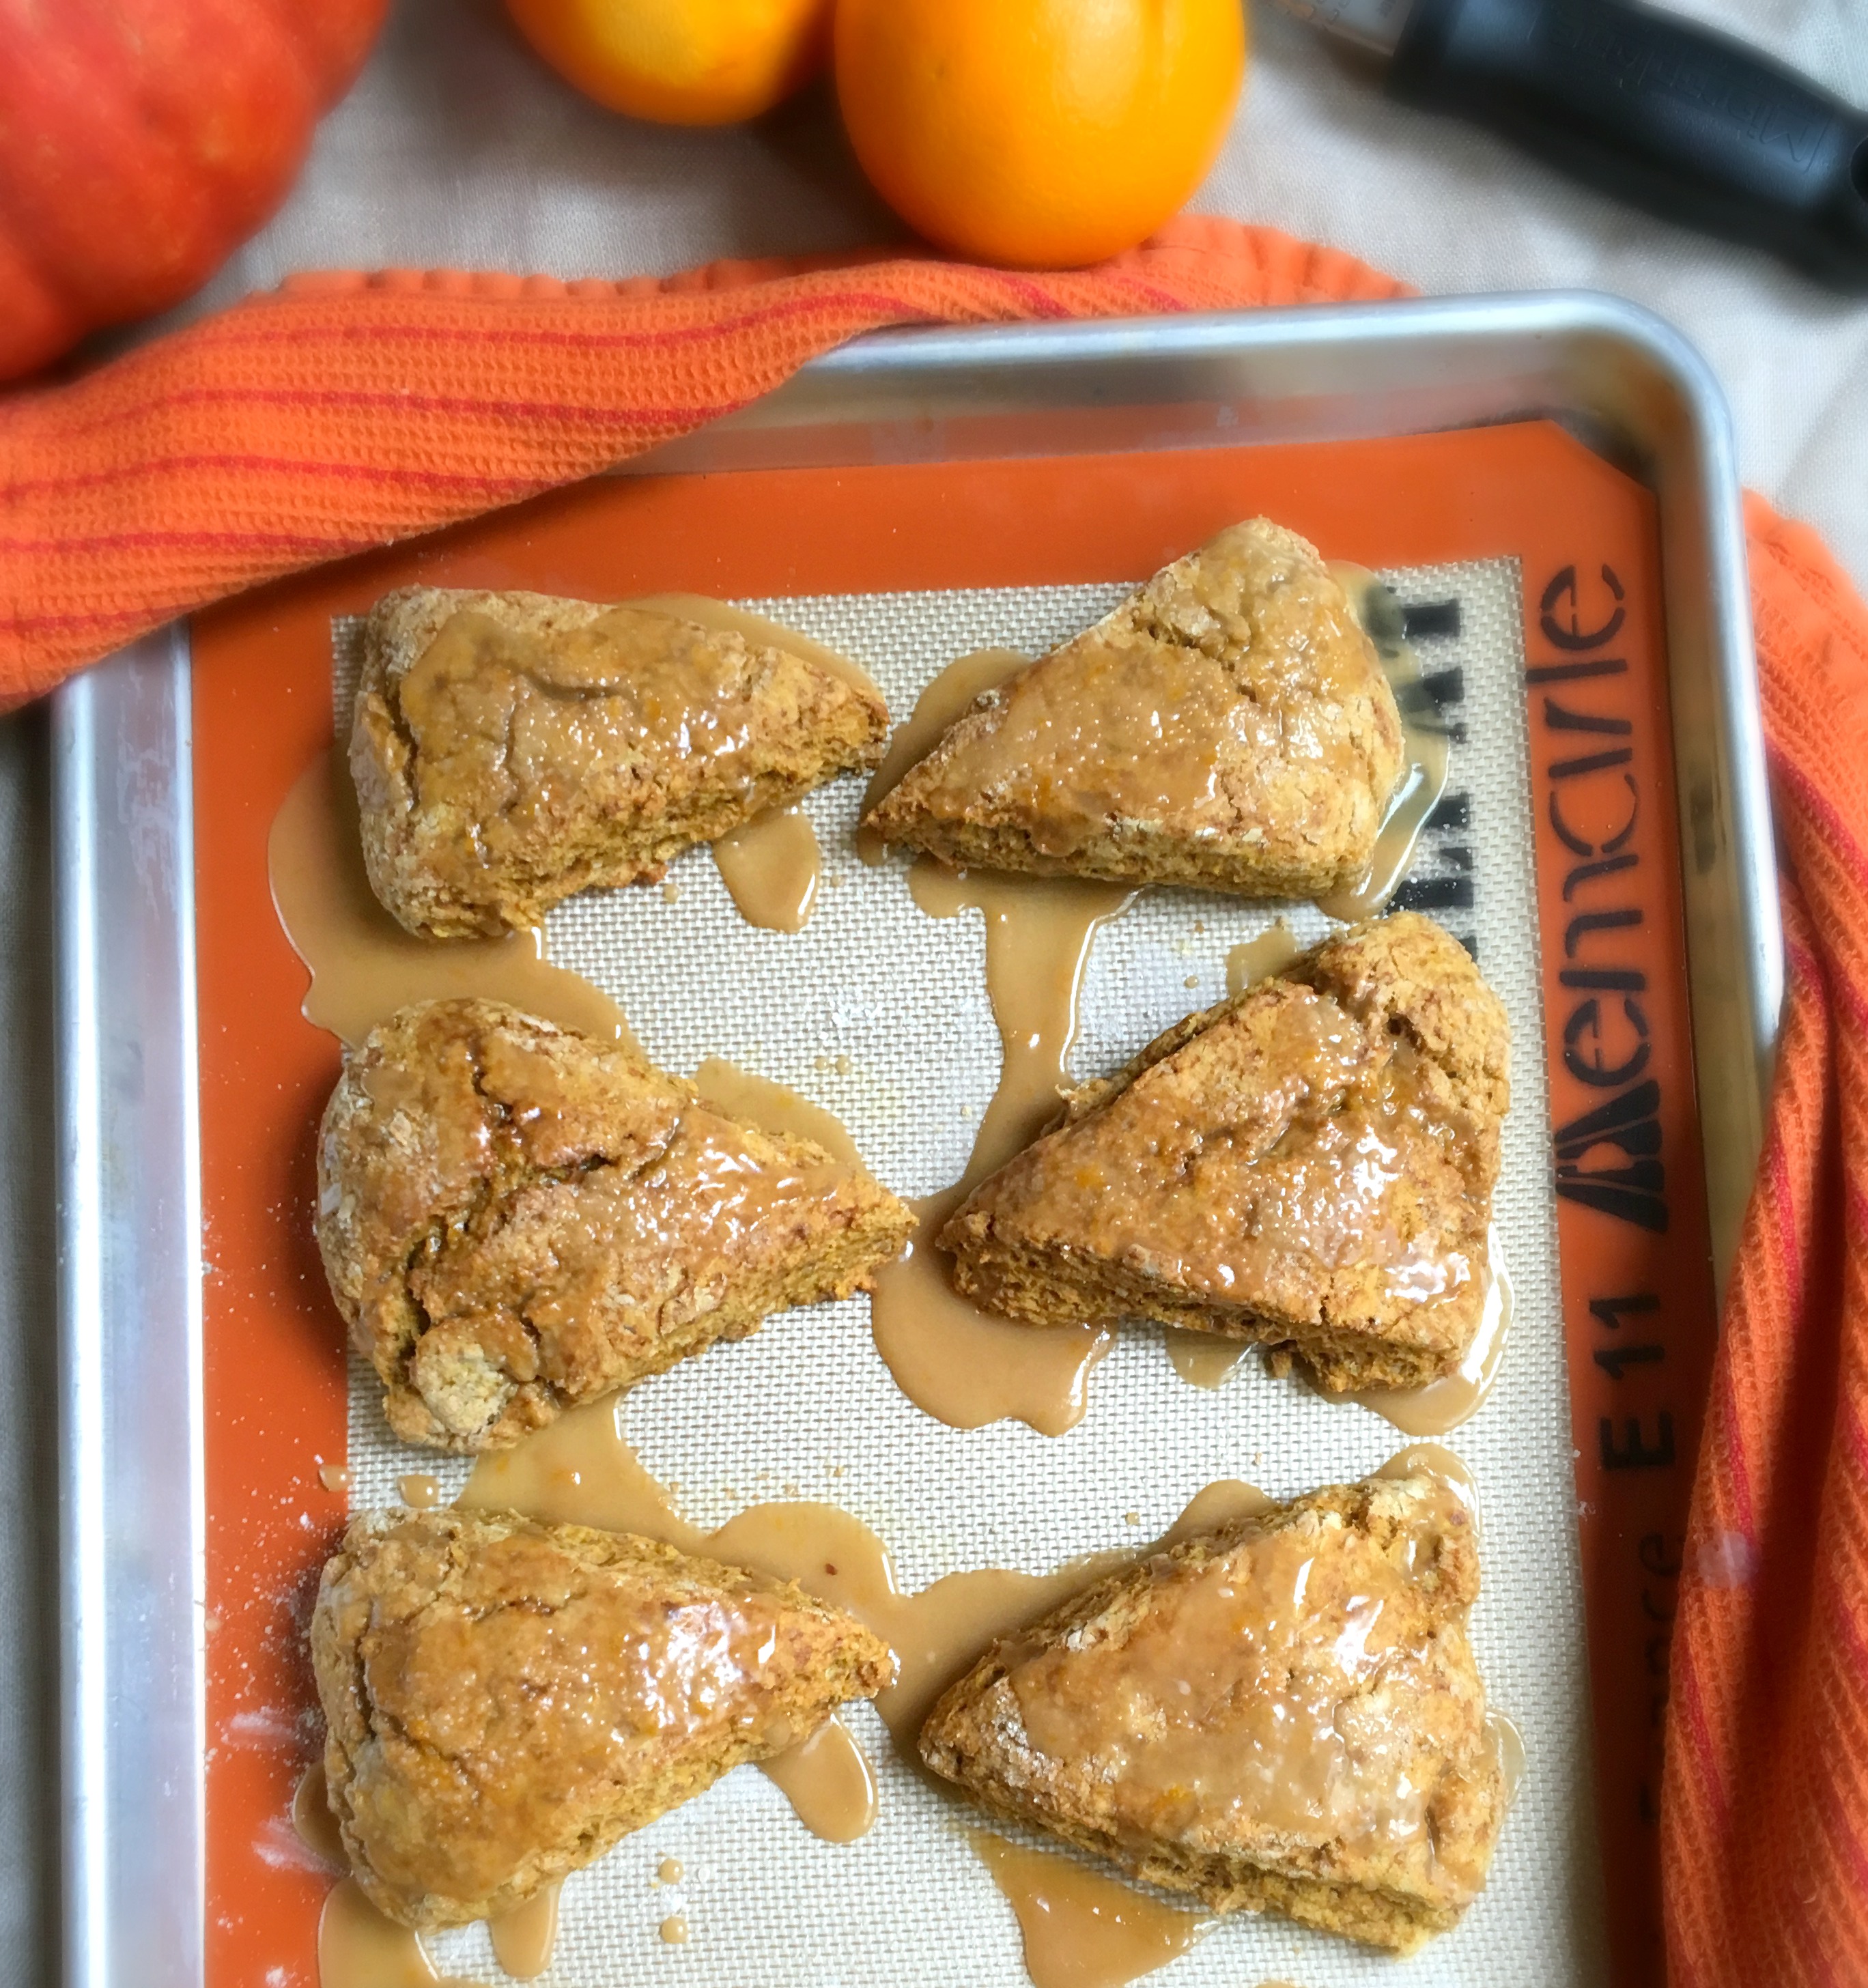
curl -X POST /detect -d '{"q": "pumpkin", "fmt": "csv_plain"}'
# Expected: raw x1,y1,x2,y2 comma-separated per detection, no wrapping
0,0,388,380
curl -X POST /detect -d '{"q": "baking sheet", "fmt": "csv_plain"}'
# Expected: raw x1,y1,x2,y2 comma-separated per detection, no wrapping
332,562,1607,1987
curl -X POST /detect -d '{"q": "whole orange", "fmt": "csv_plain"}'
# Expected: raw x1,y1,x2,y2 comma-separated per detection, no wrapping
505,0,830,125
834,0,1246,268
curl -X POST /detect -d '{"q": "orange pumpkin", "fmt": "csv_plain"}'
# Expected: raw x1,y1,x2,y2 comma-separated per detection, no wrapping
0,0,388,380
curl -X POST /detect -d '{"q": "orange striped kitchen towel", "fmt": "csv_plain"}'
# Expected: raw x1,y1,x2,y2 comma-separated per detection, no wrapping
1,212,1861,1987
0,216,1400,708
1658,496,1868,1988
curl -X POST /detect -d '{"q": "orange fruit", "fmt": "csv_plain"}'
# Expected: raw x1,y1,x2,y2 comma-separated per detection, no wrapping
834,0,1247,268
505,0,830,126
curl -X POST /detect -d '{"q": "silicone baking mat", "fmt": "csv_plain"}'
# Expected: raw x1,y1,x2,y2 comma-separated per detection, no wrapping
191,425,1712,1988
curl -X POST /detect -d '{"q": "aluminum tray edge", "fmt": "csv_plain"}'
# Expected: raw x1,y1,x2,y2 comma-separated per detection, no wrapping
53,633,206,1988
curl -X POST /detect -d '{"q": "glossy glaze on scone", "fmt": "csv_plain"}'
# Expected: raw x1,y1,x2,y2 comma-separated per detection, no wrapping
316,997,914,1451
939,913,1510,1391
862,519,1403,897
919,1471,1505,1954
312,1507,894,1928
352,587,889,938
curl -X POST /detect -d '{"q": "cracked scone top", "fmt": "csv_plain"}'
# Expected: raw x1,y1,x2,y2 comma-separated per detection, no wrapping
311,1507,894,1929
919,1469,1508,1955
352,586,890,938
315,997,914,1451
862,518,1404,896
939,913,1510,1392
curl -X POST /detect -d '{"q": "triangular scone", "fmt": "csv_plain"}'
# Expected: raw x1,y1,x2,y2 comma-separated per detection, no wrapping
939,913,1508,1391
316,997,915,1451
313,1508,894,1928
353,586,890,937
920,1469,1507,1955
863,520,1403,896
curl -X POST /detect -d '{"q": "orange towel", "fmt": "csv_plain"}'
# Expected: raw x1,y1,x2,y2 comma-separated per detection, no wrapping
0,217,1401,708
1659,498,1868,1988
2,212,1860,1987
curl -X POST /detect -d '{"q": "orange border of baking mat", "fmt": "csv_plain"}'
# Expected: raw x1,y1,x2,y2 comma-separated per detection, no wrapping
191,421,1710,1988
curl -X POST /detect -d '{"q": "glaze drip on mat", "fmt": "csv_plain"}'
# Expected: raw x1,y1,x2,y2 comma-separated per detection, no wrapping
970,1832,1209,1988
864,842,1131,1435
270,747,638,1051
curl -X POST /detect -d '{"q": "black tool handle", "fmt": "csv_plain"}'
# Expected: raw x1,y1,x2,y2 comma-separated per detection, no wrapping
1389,0,1868,290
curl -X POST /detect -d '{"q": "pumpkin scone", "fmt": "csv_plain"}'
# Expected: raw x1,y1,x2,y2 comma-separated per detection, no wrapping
316,996,914,1451
862,518,1403,897
352,586,889,938
312,1507,894,1929
939,912,1509,1393
920,1468,1510,1955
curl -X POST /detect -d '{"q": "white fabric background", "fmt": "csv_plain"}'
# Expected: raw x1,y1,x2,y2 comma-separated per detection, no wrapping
2,1,1863,1980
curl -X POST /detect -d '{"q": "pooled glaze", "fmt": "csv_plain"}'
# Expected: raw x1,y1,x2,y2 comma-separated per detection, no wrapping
711,806,821,933
970,1831,1210,1988
270,748,638,1051
487,1879,561,1980
864,853,1130,1435
756,1714,878,1843
317,1879,484,1988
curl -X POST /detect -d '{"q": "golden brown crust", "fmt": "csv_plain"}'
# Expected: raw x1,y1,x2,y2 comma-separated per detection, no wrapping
316,997,914,1451
938,913,1508,1391
918,1471,1504,1955
862,520,1403,896
1290,911,1512,1131
312,1507,894,1928
352,587,890,938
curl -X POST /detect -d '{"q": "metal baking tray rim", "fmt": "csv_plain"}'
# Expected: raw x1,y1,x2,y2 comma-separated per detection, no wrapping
49,291,1780,1988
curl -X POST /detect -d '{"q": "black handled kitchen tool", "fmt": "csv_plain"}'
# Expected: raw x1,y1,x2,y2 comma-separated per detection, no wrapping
1273,0,1868,290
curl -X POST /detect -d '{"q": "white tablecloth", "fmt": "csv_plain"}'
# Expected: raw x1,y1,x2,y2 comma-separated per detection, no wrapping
3,2,1863,1979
